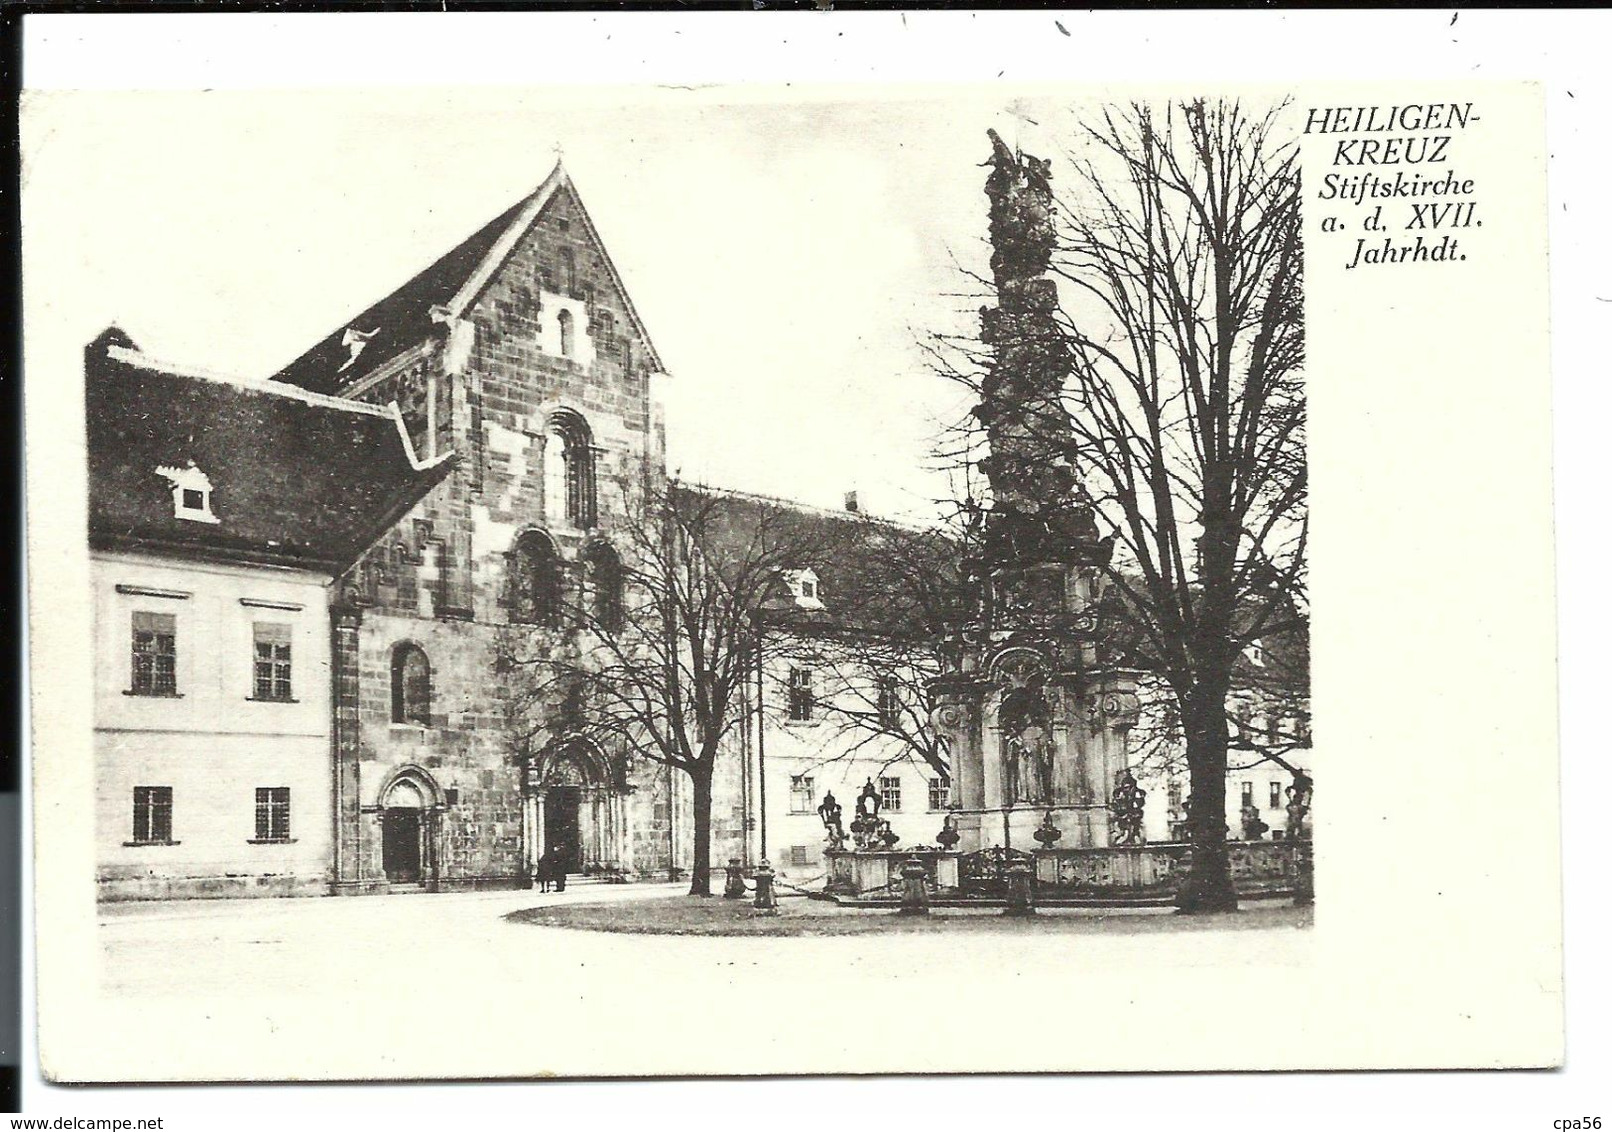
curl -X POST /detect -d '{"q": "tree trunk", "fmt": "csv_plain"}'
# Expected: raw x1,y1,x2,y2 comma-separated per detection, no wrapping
1175,680,1239,913
687,767,713,897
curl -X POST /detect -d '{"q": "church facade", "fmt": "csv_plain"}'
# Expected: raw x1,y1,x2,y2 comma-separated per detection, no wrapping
271,163,746,893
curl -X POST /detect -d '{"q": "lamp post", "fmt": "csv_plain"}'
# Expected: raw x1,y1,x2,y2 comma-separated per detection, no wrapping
753,612,768,863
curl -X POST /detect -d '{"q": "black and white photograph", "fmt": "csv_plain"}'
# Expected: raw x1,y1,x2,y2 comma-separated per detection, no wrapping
18,12,1579,1109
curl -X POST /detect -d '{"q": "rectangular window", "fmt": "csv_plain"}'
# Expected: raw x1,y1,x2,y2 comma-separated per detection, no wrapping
879,776,902,812
132,786,173,844
130,611,177,695
1167,781,1183,809
1241,781,1254,805
789,775,815,814
254,787,291,842
788,845,813,868
1270,781,1284,810
877,679,901,730
787,668,814,722
927,776,950,812
252,622,293,701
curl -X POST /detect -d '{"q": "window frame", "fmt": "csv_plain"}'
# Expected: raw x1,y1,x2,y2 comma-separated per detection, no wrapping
129,611,178,697
130,786,174,845
510,531,563,628
251,622,294,702
927,776,950,812
876,678,901,730
789,774,815,814
545,412,597,530
252,787,292,843
879,776,902,813
390,643,432,727
556,308,576,358
583,541,624,633
786,667,815,723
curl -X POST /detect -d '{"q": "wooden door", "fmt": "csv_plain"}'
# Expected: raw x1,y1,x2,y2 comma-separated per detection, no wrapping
381,809,422,884
546,786,582,875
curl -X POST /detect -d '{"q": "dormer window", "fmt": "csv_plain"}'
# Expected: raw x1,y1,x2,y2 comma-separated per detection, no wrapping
782,569,824,611
156,462,219,525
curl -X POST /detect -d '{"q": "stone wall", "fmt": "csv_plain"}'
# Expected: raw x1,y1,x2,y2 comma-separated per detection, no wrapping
329,180,724,892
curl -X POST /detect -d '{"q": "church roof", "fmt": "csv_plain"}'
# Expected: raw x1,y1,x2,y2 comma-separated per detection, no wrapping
272,161,664,394
86,329,454,574
671,482,963,642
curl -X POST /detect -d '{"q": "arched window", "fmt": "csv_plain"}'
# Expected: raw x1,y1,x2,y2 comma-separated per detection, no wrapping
560,248,577,295
390,644,431,726
583,542,624,633
557,309,575,358
544,410,596,529
510,530,562,627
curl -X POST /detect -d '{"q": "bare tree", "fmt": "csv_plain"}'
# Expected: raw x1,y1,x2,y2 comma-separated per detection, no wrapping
765,516,968,783
499,476,827,896
940,99,1306,912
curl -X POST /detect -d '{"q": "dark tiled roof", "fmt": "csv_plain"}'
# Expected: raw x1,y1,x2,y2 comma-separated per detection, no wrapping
270,194,531,394
671,483,963,641
272,162,664,394
86,334,454,573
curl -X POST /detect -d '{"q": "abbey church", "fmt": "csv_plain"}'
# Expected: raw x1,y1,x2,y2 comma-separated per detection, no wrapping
86,156,1311,901
88,162,752,898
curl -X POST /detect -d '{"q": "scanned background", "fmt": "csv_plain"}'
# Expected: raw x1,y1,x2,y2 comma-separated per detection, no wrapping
20,10,1586,1111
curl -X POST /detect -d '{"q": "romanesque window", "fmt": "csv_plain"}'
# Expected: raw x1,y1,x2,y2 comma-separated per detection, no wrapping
510,531,563,628
252,622,293,701
391,643,432,726
132,786,173,844
254,787,291,842
879,776,902,812
557,309,575,358
583,541,624,633
561,248,577,295
130,611,177,696
787,667,814,722
544,410,597,529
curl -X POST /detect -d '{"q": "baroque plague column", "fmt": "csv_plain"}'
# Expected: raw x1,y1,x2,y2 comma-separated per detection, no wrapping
929,132,1141,853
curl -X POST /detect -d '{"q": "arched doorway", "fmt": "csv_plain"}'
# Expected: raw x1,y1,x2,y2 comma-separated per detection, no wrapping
377,767,442,888
522,739,628,883
545,759,585,875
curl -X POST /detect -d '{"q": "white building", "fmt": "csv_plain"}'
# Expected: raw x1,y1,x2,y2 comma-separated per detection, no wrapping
87,329,450,899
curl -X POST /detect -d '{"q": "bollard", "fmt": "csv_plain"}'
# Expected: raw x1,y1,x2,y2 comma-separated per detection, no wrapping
898,856,930,916
1292,838,1314,907
1004,859,1036,916
723,857,746,899
752,859,779,915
